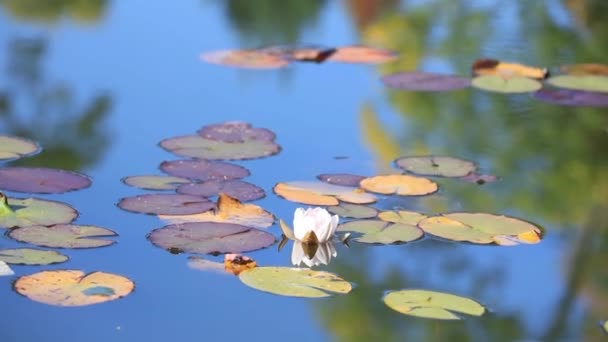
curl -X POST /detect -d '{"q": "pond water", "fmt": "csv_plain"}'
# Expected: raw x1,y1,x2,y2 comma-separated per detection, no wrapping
1,0,607,341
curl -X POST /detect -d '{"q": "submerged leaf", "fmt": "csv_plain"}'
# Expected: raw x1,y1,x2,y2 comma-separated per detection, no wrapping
0,135,39,161
273,181,376,205
0,167,91,194
360,175,438,196
0,248,68,265
383,289,486,320
395,156,476,178
160,135,281,161
9,225,117,249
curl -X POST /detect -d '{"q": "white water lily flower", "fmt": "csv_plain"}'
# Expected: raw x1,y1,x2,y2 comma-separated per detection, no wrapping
293,207,339,243
0,260,14,276
291,241,337,267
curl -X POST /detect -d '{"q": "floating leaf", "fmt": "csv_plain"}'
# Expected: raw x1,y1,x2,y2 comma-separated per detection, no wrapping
378,210,427,225
472,59,548,79
418,212,542,245
148,221,275,255
603,320,608,334
0,135,39,161
460,173,498,184
493,230,542,246
197,121,276,143
0,194,78,229
395,156,476,178
0,261,14,276
117,193,215,216
159,193,273,229
200,49,289,69
0,167,91,194
238,267,352,298
224,253,257,275
360,175,438,196
338,220,423,244
0,248,68,265
160,159,250,181
177,180,265,202
327,203,378,219
160,135,281,160
328,46,397,64
534,89,608,107
187,256,226,274
383,289,486,320
9,225,117,248
274,181,376,205
122,175,190,191
14,270,134,307
472,75,542,93
262,45,336,64
381,72,471,91
560,63,608,76
317,173,366,187
546,75,608,93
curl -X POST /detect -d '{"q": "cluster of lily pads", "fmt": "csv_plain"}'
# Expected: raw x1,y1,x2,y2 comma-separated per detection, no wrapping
0,135,134,307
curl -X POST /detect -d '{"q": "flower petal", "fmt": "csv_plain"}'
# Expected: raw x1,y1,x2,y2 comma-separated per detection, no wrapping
291,241,305,266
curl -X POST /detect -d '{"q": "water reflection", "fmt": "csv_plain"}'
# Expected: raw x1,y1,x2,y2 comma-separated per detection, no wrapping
0,0,108,23
291,241,337,267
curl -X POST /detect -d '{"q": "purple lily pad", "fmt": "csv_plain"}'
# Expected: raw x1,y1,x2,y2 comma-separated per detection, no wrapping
147,221,275,255
0,167,91,194
160,159,250,181
460,173,498,185
317,173,366,187
117,194,215,215
160,135,281,161
197,122,276,143
533,89,608,107
382,72,471,92
177,180,265,202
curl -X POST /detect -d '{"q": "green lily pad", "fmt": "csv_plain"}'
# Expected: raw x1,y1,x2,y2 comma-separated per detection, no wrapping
472,75,542,93
122,175,190,191
160,135,281,161
9,225,117,248
0,193,78,229
338,220,423,244
395,156,476,178
417,212,542,245
383,289,486,320
0,135,40,161
327,203,378,219
0,248,68,265
547,75,608,93
603,320,608,334
378,210,427,225
238,267,352,298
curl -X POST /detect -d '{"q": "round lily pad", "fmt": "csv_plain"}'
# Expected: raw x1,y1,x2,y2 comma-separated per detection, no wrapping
472,75,542,93
117,193,215,215
472,59,548,79
160,159,250,181
148,221,275,255
122,175,190,191
560,63,608,76
317,173,366,187
383,289,486,320
0,135,40,161
14,270,134,307
238,267,352,298
0,248,68,265
0,194,78,229
327,203,378,219
381,72,471,91
395,156,476,178
337,220,423,244
200,49,289,69
0,167,91,194
533,89,608,107
274,181,376,205
360,175,438,196
328,46,397,64
378,210,428,225
197,122,276,143
160,135,281,161
9,224,117,248
177,180,265,202
546,75,608,93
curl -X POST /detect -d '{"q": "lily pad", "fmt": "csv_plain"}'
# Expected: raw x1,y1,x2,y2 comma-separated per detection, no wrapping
9,224,117,248
328,46,397,64
546,75,608,93
472,75,542,93
0,135,40,161
381,72,471,91
238,267,352,298
378,210,427,225
0,167,91,194
460,173,498,184
0,261,14,276
122,175,190,191
117,193,215,216
159,193,274,229
418,212,542,245
328,203,378,219
472,59,548,79
360,175,438,196
603,320,608,334
177,180,265,202
0,194,78,229
383,289,486,320
0,248,68,265
534,89,608,107
148,221,275,255
338,220,423,244
160,135,281,160
200,49,289,69
395,156,476,178
197,122,276,143
274,181,376,205
14,270,134,307
261,45,336,64
160,159,250,181
560,63,608,76
317,173,366,187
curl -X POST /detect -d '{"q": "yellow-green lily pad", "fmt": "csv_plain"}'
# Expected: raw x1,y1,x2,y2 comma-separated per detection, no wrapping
383,289,486,320
0,248,68,265
547,75,608,93
360,175,438,196
0,193,78,229
238,267,352,298
122,175,190,191
338,220,423,244
160,135,281,161
395,156,476,178
327,203,378,219
9,224,117,248
378,210,428,225
472,75,542,93
0,135,40,161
